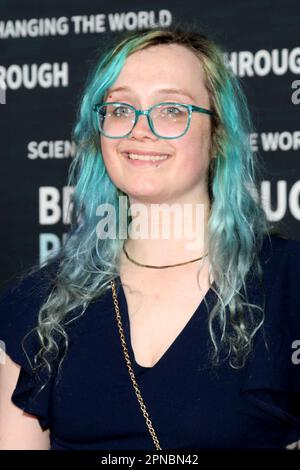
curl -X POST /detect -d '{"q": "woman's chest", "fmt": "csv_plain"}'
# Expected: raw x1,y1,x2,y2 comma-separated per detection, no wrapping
120,271,211,368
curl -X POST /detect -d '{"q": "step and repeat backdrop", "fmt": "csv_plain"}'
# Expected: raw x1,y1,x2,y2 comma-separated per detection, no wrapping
0,0,299,291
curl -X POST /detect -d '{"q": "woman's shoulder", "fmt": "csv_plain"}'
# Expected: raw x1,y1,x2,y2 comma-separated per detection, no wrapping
257,232,300,313
259,232,300,282
0,257,60,313
261,232,300,257
0,257,61,364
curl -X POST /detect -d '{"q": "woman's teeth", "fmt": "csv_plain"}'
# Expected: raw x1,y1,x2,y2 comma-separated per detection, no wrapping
126,153,169,161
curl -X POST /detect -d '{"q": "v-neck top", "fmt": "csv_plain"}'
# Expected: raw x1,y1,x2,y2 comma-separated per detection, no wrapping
0,234,300,450
118,275,216,372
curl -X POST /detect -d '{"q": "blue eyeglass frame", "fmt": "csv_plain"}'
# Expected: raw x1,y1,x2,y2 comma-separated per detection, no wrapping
92,101,215,139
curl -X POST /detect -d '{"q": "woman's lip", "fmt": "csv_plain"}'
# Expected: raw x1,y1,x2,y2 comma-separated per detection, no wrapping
121,152,172,167
121,151,171,157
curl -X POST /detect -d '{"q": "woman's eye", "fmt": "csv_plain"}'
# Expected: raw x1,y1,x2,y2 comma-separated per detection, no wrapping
164,106,181,115
113,106,129,116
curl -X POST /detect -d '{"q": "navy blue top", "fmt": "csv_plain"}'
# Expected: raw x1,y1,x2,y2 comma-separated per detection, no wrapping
0,234,300,450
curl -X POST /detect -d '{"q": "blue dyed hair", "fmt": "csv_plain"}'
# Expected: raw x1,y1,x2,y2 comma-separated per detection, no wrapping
22,25,279,390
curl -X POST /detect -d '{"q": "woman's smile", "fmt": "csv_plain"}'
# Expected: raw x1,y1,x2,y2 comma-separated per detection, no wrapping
121,151,173,168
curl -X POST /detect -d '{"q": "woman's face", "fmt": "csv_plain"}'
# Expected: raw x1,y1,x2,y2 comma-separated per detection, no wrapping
100,43,213,204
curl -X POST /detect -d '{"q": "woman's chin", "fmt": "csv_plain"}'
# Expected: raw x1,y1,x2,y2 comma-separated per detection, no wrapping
123,190,167,204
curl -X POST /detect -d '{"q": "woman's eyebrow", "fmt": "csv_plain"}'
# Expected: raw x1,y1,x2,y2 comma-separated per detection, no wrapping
107,86,196,101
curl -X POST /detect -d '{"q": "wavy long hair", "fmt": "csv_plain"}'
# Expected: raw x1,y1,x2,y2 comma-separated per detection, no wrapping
21,25,279,390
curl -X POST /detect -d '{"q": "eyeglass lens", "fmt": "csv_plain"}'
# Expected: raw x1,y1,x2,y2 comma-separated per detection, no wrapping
97,103,189,138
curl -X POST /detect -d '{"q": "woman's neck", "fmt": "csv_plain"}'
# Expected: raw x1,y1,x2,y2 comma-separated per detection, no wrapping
122,194,211,267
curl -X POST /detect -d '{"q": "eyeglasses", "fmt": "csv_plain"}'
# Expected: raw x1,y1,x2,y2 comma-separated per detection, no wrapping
92,101,215,139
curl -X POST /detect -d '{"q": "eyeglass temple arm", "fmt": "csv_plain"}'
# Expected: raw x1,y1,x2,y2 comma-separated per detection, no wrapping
191,105,215,116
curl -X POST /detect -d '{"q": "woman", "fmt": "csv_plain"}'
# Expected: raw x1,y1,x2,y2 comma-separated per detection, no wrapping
0,26,300,450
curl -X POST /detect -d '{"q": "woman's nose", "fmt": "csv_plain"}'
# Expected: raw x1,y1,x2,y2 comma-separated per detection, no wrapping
129,113,156,139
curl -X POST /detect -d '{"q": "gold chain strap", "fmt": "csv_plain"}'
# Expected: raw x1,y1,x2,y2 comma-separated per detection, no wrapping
110,279,162,451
